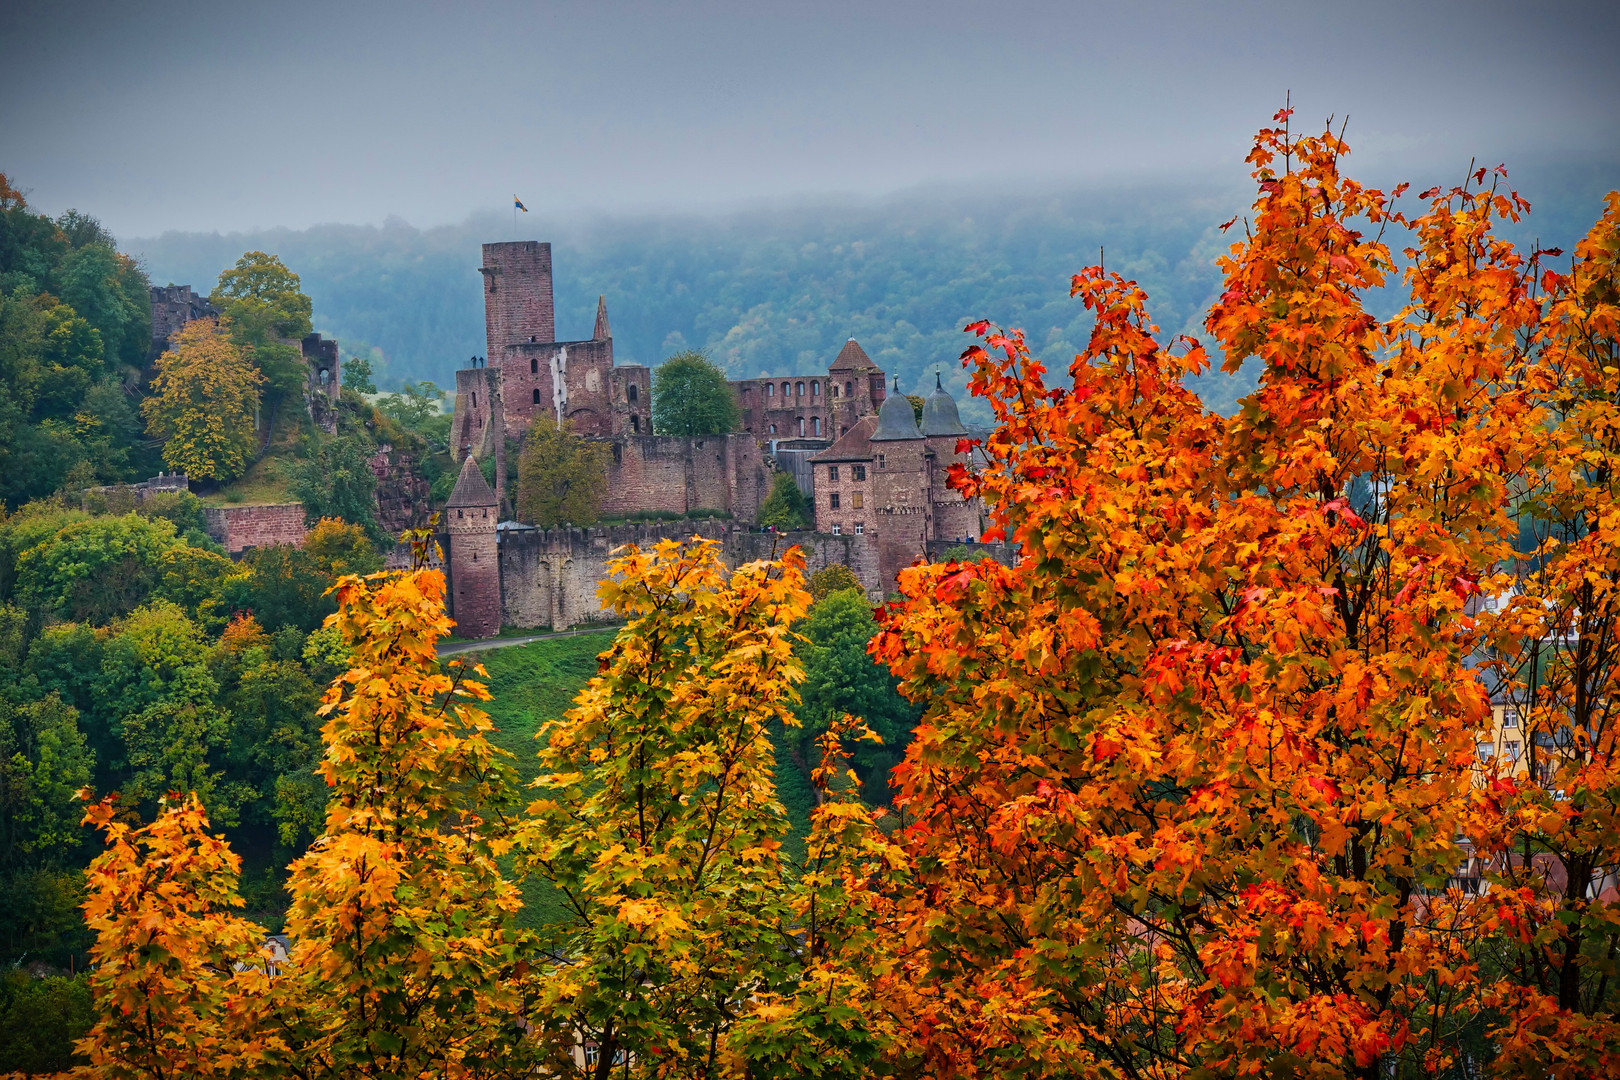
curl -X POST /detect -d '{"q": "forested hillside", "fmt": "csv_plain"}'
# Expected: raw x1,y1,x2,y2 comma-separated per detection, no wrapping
132,158,1618,418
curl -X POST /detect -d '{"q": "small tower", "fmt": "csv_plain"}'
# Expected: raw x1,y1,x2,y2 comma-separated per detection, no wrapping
445,453,501,639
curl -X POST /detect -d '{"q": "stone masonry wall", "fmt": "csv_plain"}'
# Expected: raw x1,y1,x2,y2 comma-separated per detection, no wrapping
600,434,766,521
497,521,883,631
204,504,309,554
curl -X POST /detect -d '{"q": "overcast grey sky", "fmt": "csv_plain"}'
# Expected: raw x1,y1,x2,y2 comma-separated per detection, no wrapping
2,0,1615,239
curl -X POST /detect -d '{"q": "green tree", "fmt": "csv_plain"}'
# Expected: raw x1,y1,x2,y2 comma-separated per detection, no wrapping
12,511,184,623
0,971,94,1073
223,545,337,635
794,587,916,797
375,379,446,434
285,433,384,544
340,351,376,394
209,251,313,393
0,693,94,867
142,319,265,483
56,239,149,370
651,349,740,435
758,470,811,530
808,563,862,602
514,416,608,527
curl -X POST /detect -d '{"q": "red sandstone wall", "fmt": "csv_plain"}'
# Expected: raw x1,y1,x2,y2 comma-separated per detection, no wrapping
203,504,309,554
481,241,554,357
599,435,767,520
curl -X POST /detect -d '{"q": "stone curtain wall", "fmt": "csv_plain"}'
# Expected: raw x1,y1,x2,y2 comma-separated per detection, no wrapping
497,520,884,631
204,504,309,554
600,434,767,521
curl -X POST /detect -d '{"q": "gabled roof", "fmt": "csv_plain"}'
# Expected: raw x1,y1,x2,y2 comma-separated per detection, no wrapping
446,454,498,508
829,338,878,372
810,415,879,463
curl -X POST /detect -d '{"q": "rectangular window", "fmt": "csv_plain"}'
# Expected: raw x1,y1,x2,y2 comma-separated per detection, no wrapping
1505,741,1522,761
831,524,841,535
1503,710,1519,729
879,453,886,469
854,522,864,535
852,465,866,481
829,466,839,482
830,493,840,509
852,492,863,509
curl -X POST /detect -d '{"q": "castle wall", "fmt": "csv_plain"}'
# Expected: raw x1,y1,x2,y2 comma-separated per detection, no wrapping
204,504,309,554
481,241,554,357
601,434,766,521
497,520,884,631
453,367,507,500
871,441,934,591
499,338,616,437
148,285,217,361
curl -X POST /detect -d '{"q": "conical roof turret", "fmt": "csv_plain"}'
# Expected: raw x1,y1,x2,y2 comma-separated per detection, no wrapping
870,375,922,441
921,371,969,437
446,453,498,508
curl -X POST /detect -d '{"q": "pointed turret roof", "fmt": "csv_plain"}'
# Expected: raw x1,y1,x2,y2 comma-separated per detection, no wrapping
593,295,610,340
829,338,877,371
446,454,498,508
921,371,969,437
871,375,923,441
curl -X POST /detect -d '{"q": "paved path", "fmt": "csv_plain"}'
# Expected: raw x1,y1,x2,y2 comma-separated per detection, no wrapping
437,625,621,657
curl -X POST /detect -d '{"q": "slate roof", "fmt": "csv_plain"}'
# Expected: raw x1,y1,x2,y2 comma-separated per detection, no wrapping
810,415,879,463
446,454,498,508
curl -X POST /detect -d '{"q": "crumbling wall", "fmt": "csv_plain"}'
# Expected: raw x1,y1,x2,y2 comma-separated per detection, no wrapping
204,504,308,554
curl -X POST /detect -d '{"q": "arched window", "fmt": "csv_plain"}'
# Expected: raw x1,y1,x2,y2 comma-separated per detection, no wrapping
627,383,638,403
811,416,820,436
533,388,541,404
769,423,777,434
798,417,805,437
531,357,538,373
796,381,805,396
845,381,853,396
781,382,790,397
811,381,820,397
766,383,774,397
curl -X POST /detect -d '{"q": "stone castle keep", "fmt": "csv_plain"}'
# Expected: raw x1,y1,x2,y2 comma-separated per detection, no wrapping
442,240,989,638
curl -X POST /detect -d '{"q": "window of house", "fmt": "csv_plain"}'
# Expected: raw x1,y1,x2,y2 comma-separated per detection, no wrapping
458,509,464,519
812,381,820,396
1503,710,1519,728
829,466,839,481
852,492,864,509
830,493,841,509
832,524,841,535
830,384,839,397
854,522,864,535
628,383,638,402
1505,741,1522,761
531,357,538,373
879,453,886,469
796,381,805,396
852,465,866,481
769,423,777,434
533,388,541,404
812,417,821,436
845,381,853,396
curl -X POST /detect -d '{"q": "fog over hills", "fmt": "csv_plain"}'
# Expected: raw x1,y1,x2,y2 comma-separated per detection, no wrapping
130,159,1618,421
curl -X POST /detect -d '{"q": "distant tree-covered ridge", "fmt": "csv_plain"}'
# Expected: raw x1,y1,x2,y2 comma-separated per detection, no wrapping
129,161,1618,418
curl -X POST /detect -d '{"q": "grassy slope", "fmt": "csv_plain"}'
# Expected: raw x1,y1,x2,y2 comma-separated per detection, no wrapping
468,631,819,928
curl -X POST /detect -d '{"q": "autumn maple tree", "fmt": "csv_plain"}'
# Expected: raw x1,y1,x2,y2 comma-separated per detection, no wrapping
871,114,1620,1078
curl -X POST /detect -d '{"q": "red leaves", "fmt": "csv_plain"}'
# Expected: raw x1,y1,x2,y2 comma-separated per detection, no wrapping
1220,215,1239,233
1273,106,1295,123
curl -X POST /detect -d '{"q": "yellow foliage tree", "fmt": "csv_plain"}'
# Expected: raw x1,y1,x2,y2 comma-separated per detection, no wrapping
141,318,263,482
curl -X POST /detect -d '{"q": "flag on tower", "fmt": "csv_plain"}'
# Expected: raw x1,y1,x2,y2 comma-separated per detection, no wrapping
514,196,528,212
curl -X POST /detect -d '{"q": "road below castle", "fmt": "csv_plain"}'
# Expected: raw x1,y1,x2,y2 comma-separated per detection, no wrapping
437,624,620,657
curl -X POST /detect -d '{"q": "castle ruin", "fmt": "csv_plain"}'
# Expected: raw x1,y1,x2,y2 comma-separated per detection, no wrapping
444,240,990,637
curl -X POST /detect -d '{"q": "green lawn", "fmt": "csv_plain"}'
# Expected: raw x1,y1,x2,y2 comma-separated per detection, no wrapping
463,631,820,928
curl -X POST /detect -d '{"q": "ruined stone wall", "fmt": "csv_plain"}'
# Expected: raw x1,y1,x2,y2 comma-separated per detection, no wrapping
734,377,834,439
204,504,309,554
481,241,554,357
496,520,883,631
608,365,652,436
599,434,766,521
498,338,615,437
148,285,216,360
453,366,507,502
